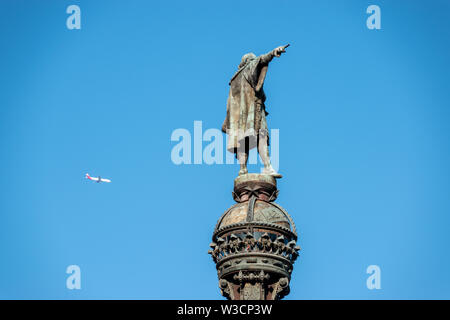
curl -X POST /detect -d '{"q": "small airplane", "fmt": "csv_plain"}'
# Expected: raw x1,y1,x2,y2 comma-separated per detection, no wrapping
85,173,111,183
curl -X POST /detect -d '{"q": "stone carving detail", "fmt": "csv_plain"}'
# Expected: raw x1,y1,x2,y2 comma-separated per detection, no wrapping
208,233,300,264
234,270,270,283
219,279,235,300
233,185,279,203
272,277,290,300
242,283,262,300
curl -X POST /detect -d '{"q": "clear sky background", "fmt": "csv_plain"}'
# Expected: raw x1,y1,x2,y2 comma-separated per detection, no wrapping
1,0,449,299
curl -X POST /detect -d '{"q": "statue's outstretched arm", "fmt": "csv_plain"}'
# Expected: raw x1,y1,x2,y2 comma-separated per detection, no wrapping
260,44,290,64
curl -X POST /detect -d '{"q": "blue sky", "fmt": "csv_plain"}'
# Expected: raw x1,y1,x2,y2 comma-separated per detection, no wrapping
0,0,449,299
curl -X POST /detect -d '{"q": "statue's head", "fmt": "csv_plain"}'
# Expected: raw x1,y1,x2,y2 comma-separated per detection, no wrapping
239,53,256,68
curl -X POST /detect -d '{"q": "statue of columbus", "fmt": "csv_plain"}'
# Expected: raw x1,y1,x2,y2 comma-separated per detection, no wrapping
222,45,289,178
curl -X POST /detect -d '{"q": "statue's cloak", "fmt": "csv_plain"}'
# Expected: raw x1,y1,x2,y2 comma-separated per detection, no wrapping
222,52,275,154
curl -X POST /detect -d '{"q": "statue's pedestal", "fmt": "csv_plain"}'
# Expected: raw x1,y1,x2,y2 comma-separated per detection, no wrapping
234,173,276,186
209,173,300,300
233,174,278,203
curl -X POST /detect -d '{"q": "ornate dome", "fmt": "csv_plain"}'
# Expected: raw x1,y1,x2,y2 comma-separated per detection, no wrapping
214,199,296,239
208,174,300,300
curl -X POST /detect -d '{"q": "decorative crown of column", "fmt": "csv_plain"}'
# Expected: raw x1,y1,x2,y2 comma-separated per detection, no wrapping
209,174,300,300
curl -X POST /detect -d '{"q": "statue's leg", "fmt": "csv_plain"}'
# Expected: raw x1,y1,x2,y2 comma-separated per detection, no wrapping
258,129,282,178
237,138,249,175
258,129,271,169
237,152,248,175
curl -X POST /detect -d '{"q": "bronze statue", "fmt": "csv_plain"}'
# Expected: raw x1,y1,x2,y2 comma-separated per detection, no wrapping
222,44,289,178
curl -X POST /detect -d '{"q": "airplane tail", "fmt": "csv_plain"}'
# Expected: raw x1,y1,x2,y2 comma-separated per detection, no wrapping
86,173,91,180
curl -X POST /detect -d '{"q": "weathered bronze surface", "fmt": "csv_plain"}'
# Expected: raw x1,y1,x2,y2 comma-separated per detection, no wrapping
209,173,300,300
222,45,289,178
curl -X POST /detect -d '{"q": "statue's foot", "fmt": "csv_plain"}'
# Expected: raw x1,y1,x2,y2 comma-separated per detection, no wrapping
238,168,248,176
263,167,283,179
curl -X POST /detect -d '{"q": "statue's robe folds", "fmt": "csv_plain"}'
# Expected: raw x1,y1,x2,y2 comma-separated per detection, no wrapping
222,51,275,154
